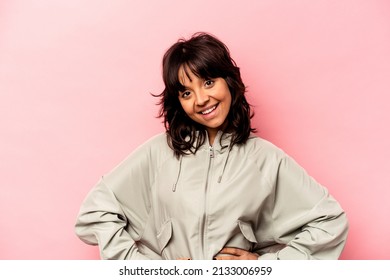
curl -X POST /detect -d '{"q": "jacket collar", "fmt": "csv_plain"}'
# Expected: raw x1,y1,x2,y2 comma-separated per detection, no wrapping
206,130,231,154
173,130,233,192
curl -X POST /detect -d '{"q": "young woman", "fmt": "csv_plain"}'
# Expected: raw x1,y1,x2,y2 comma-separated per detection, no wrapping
75,32,349,260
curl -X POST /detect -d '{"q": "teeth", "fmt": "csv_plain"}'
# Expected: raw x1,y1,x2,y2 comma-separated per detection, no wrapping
201,106,216,115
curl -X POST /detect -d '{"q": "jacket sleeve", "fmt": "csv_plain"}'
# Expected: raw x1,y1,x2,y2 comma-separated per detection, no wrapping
257,155,349,260
75,140,160,260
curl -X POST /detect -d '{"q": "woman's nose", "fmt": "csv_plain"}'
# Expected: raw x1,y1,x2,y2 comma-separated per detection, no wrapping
195,89,210,106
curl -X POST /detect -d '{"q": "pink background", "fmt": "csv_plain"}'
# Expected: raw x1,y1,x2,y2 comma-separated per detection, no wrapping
1,0,389,259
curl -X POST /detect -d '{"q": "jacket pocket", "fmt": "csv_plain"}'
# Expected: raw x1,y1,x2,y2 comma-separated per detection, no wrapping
237,220,258,244
223,220,258,252
156,220,172,258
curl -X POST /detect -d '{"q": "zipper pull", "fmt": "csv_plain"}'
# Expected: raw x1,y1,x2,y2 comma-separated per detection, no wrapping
209,146,214,158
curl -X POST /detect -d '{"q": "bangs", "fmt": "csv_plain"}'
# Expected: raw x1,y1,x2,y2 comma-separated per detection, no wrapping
165,47,229,95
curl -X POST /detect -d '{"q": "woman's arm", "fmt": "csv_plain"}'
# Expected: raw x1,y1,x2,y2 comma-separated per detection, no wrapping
75,179,152,259
75,136,164,260
258,155,349,260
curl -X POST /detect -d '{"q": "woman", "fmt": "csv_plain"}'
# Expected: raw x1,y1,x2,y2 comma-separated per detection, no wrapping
75,32,349,260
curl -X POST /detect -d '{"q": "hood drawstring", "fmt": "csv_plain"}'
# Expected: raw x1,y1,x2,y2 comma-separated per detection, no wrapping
217,144,231,183
172,137,232,190
172,155,183,192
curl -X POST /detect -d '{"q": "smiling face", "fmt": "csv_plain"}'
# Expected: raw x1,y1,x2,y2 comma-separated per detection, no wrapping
178,65,232,144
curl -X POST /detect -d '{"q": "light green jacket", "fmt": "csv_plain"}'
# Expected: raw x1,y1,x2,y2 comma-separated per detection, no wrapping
75,132,348,260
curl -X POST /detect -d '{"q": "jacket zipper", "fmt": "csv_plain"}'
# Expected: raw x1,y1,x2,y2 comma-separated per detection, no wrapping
200,146,214,258
209,146,214,158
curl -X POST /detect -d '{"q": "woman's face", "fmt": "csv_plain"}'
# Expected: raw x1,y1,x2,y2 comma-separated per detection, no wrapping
178,66,232,144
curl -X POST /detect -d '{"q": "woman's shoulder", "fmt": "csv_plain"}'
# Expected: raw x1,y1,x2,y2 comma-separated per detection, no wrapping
109,132,172,169
142,132,169,147
103,132,172,179
245,133,286,158
132,132,172,156
239,134,289,175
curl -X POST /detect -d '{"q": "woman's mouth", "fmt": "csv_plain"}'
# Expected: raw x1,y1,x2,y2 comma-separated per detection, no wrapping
200,104,218,115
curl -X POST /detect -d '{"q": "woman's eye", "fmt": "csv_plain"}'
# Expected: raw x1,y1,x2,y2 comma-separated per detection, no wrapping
181,91,191,98
204,80,214,87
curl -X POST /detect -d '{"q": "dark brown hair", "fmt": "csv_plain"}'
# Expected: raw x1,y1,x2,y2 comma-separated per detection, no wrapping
155,32,255,157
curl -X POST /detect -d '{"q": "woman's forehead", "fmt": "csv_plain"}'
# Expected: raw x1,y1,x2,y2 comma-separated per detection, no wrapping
178,64,197,85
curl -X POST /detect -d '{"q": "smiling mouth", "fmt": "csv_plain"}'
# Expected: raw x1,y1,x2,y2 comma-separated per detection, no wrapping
200,104,218,115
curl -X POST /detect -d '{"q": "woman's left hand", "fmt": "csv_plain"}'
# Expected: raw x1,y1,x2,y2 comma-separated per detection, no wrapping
214,247,259,260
